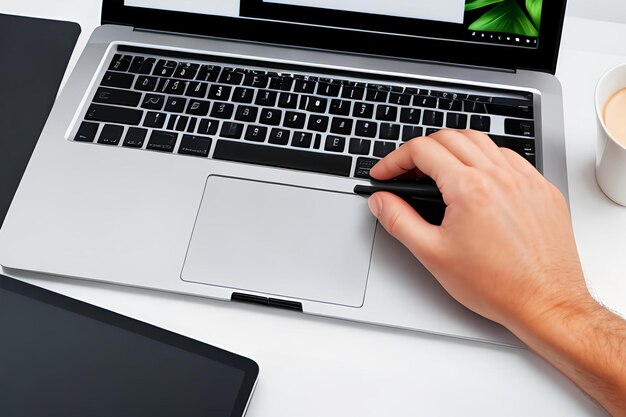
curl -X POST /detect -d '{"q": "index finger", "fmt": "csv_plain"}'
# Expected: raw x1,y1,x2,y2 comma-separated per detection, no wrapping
369,136,467,186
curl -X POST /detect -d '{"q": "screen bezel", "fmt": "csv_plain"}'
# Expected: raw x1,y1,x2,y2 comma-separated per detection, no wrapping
0,275,259,417
102,0,566,74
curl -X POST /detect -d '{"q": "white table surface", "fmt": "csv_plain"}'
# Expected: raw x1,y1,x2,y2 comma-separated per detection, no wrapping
2,2,625,416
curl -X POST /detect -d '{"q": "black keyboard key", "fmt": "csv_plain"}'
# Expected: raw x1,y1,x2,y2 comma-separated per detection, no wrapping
186,82,208,98
284,111,306,129
141,94,166,110
147,131,178,153
161,79,188,95
373,141,396,158
470,115,491,132
207,84,232,101
349,138,372,155
464,100,487,114
329,99,351,116
255,90,278,107
379,123,400,140
186,100,210,116
269,128,290,145
330,117,353,135
505,119,535,137
135,76,159,92
129,56,155,75
109,54,132,72
153,60,177,77
259,108,282,125
243,73,269,88
438,99,463,111
353,102,374,119
245,125,268,142
292,132,313,148
317,82,341,97
187,117,198,133
402,126,423,141
143,111,167,128
220,122,244,139
85,104,143,125
307,115,329,132
123,127,148,148
233,87,255,104
341,85,365,100
178,134,212,157
446,113,468,129
400,108,421,125
278,92,298,109
375,105,398,121
426,128,440,136
213,140,352,177
170,115,189,132
165,97,187,113
235,105,259,122
174,63,199,80
313,134,322,150
354,157,380,179
198,118,220,136
422,110,444,127
325,135,346,153
98,124,124,145
74,121,99,142
219,69,244,85
414,95,438,108
101,71,135,89
128,56,145,74
93,87,142,107
489,135,536,166
389,92,412,106
268,76,294,91
355,121,378,138
294,79,316,94
210,102,235,119
301,96,328,113
366,84,391,102
197,65,221,82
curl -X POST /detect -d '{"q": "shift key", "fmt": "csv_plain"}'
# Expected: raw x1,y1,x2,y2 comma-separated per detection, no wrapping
85,104,143,125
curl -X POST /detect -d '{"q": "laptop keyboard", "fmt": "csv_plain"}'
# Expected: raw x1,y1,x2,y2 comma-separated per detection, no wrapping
74,46,537,179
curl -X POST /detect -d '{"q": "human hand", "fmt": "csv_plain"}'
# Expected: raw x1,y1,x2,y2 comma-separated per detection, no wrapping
367,130,592,331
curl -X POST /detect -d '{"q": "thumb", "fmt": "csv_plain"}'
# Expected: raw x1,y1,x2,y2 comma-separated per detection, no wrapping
368,192,441,259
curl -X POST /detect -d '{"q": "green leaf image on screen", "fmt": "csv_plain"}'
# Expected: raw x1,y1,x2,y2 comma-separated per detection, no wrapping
465,0,543,37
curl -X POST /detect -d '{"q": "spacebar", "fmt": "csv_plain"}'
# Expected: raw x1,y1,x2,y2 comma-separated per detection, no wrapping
213,140,353,177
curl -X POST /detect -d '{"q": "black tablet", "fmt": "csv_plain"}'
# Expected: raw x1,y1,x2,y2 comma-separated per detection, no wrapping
0,274,259,417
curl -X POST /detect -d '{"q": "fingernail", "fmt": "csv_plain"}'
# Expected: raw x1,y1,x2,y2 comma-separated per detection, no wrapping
368,195,381,217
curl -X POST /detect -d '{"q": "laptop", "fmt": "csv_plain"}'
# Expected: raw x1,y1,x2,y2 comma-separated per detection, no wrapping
0,0,569,347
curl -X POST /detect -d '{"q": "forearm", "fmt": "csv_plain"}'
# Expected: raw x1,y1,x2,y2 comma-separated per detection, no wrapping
511,297,626,416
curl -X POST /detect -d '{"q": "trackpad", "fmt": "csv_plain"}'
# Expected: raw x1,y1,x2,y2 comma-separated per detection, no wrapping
181,175,377,307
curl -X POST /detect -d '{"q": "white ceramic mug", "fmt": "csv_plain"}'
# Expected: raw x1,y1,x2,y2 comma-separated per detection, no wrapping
595,63,626,206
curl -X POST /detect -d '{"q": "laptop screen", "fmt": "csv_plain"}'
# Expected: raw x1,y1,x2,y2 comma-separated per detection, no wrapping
112,0,565,73
126,0,542,49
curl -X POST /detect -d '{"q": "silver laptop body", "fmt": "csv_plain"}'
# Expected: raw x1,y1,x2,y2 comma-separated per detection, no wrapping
0,0,568,347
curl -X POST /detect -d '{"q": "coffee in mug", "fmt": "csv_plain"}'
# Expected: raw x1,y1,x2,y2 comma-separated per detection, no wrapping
603,88,626,147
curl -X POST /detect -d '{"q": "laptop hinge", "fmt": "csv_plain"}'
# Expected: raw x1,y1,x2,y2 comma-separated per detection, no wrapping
130,27,517,74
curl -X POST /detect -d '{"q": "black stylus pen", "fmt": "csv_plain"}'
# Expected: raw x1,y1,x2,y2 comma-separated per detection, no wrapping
354,180,444,203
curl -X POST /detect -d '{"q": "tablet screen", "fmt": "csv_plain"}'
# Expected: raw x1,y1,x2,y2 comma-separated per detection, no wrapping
0,275,258,417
